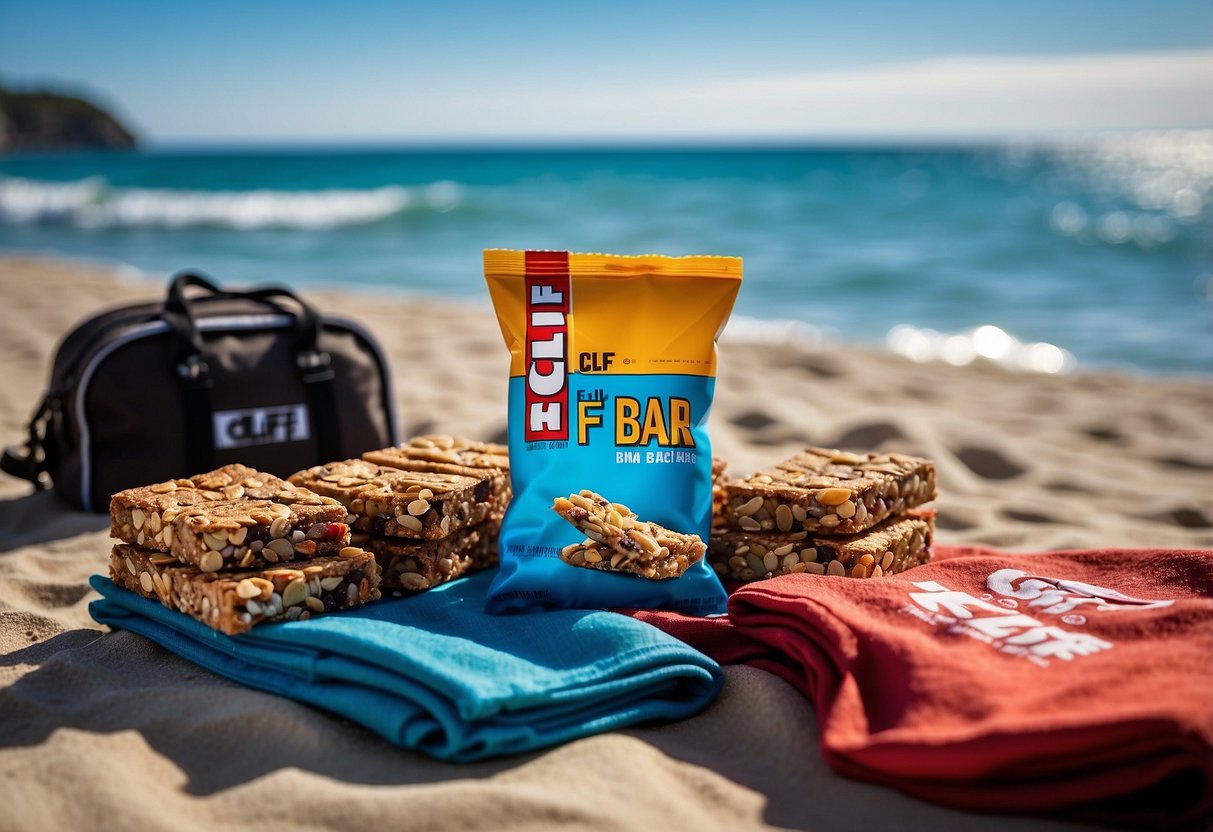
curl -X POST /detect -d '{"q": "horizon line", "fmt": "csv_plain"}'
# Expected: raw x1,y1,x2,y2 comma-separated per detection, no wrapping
3,127,1208,158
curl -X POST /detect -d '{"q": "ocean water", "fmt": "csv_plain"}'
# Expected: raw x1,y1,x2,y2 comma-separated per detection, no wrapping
1,135,1210,375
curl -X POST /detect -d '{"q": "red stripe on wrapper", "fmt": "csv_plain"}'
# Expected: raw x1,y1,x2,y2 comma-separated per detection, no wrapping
523,251,570,443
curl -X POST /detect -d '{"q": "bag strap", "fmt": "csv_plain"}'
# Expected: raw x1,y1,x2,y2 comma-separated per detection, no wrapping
0,390,57,489
163,271,342,467
162,273,217,474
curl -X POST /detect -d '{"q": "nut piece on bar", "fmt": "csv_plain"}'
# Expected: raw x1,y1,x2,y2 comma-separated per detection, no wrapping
709,509,935,582
289,459,500,540
552,489,707,572
109,543,380,636
721,447,936,535
111,464,350,568
366,524,500,593
559,538,702,580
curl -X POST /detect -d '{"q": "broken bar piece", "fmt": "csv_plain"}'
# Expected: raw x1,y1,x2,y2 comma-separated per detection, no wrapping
552,489,707,576
720,447,936,536
109,542,380,636
559,538,703,580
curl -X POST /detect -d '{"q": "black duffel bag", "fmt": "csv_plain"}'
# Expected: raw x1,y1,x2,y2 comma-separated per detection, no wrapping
2,272,398,511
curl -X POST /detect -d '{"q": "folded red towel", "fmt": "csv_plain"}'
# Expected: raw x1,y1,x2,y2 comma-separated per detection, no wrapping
627,547,1213,827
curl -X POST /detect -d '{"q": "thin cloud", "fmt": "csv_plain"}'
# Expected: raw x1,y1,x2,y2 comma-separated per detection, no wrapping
151,48,1213,142
419,48,1213,140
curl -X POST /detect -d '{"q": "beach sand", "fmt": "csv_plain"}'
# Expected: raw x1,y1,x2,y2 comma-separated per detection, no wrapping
1,254,1210,831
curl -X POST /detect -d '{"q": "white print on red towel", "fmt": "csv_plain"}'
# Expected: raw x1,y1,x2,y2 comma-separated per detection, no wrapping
900,574,1172,668
984,569,1175,616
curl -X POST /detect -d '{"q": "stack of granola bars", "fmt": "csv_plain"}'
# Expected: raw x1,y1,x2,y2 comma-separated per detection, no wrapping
108,464,381,635
709,447,937,583
290,435,509,595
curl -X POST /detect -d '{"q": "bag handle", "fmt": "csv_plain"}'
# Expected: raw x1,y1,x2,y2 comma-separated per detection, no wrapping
161,271,341,473
165,272,323,354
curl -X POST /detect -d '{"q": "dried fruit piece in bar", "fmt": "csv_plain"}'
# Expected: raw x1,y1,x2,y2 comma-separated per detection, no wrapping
709,509,935,583
552,489,707,573
290,459,500,540
367,524,500,593
721,447,936,536
109,543,380,636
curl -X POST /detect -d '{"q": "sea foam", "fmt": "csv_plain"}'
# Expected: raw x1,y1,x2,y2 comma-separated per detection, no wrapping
0,176,428,229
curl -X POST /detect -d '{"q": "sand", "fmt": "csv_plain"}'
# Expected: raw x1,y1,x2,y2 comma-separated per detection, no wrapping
0,254,1210,831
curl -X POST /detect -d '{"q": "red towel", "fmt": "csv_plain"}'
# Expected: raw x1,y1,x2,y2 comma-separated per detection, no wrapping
627,547,1213,827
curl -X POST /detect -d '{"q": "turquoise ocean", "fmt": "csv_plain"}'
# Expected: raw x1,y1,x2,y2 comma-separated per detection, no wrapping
1,134,1210,375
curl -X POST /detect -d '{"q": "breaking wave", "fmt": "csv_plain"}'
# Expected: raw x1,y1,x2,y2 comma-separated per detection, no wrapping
0,176,469,229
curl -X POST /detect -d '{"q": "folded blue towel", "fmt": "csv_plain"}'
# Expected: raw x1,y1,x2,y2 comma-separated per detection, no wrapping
88,570,722,761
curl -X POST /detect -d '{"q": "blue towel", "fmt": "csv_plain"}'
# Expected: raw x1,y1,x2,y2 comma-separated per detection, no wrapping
88,570,722,761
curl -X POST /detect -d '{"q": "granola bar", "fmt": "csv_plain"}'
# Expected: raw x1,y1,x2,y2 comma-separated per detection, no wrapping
709,509,935,582
721,447,936,535
109,542,380,636
559,538,703,580
111,465,351,571
110,464,288,550
552,489,707,569
712,456,728,484
362,434,509,479
366,524,499,592
711,456,730,533
289,459,500,540
174,498,351,572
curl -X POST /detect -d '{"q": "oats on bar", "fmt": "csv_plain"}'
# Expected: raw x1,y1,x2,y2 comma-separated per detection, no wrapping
709,509,935,582
109,543,380,636
366,524,499,593
111,464,350,571
362,434,511,507
289,459,500,540
721,447,936,536
552,489,707,577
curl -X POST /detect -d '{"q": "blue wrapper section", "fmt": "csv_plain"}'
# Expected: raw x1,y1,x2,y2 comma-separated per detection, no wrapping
487,373,728,615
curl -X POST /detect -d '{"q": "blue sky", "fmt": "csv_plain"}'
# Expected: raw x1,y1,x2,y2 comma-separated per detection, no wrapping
1,0,1210,143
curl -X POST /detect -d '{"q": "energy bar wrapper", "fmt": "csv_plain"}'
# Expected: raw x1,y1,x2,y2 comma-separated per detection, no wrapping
484,249,741,614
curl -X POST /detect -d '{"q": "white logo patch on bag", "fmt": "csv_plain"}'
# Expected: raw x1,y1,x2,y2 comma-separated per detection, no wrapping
213,404,310,449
